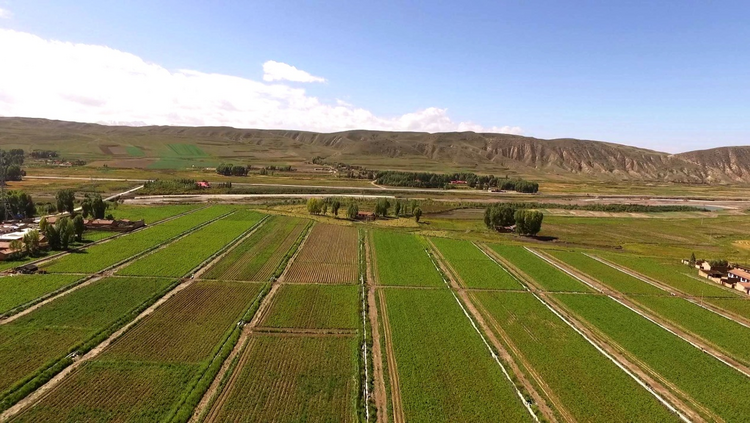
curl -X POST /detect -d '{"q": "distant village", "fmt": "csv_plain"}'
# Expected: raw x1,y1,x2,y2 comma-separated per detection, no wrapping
683,257,750,295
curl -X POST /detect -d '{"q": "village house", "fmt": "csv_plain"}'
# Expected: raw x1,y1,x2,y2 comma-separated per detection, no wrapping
728,268,750,284
85,219,145,232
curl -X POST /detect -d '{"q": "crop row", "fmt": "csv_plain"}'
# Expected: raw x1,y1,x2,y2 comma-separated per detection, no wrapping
382,288,533,422
549,251,664,295
203,216,307,281
0,274,84,316
0,277,174,408
371,230,443,287
553,293,750,422
116,210,264,278
554,251,750,368
206,334,359,422
11,280,264,422
431,238,523,290
260,284,360,330
283,224,359,284
111,204,200,224
292,224,359,264
599,253,736,298
43,205,237,274
490,245,590,292
474,291,679,422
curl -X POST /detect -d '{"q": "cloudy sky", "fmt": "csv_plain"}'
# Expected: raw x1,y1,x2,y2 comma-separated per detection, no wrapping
1,1,749,152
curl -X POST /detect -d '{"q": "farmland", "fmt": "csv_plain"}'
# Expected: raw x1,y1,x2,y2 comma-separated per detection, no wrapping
42,205,236,274
474,291,680,422
0,277,173,405
202,216,307,281
431,237,523,290
204,334,359,423
116,210,263,278
554,293,750,422
381,288,532,422
490,245,591,292
110,203,200,223
284,224,359,284
260,284,360,330
12,280,263,421
371,230,444,287
549,250,665,295
0,274,84,315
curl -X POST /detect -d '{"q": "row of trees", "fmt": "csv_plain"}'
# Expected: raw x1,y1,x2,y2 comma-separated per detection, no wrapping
0,191,35,219
374,170,539,193
1,149,26,182
216,164,250,176
484,204,544,236
307,197,423,222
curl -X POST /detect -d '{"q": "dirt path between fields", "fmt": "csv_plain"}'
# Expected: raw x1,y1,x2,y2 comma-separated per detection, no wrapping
365,233,388,423
192,225,312,422
426,241,560,423
377,289,405,423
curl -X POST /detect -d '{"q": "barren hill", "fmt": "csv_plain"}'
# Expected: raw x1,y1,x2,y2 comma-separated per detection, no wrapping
1,116,749,183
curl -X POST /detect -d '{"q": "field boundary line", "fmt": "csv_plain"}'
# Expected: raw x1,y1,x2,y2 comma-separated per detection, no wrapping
586,254,750,330
479,244,706,422
364,229,388,423
377,289,405,423
423,246,541,423
533,248,750,380
0,274,102,324
359,230,372,423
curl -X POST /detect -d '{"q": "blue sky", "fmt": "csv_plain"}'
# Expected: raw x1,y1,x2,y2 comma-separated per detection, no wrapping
0,0,748,152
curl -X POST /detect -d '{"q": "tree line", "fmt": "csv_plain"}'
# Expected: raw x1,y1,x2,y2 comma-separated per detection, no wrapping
216,164,294,177
374,170,539,193
306,198,423,222
484,203,544,236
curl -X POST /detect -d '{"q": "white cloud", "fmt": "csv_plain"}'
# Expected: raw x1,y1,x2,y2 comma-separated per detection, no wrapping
0,7,11,19
262,60,325,83
0,29,522,135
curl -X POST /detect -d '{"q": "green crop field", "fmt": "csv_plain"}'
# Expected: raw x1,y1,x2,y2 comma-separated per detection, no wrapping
431,237,523,289
554,293,750,422
474,291,679,422
597,253,738,298
383,288,533,422
202,216,307,281
116,210,263,277
167,143,207,157
0,277,173,401
372,230,444,287
42,205,236,274
634,295,750,365
110,204,199,223
261,284,360,329
549,251,665,295
12,280,263,422
490,245,591,292
125,146,145,157
207,334,359,422
0,274,84,315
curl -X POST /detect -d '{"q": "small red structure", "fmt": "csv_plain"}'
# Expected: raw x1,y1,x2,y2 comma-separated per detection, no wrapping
450,180,467,185
196,181,211,189
356,212,376,222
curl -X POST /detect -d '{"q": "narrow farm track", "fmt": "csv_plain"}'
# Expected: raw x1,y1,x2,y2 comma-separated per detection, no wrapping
587,254,750,329
427,241,560,423
377,289,405,423
478,244,704,423
534,249,750,381
195,223,313,423
365,233,388,423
